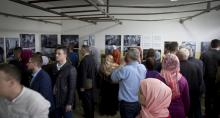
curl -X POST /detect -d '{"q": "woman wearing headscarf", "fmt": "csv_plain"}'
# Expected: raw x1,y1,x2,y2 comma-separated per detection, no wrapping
160,54,190,118
137,78,172,118
99,54,119,116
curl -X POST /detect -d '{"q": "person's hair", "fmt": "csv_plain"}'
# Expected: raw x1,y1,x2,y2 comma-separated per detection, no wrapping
176,48,190,61
13,47,22,52
168,42,178,53
35,52,43,56
68,43,76,51
55,46,68,54
211,39,220,48
31,54,43,67
81,45,90,53
145,57,156,70
0,64,21,82
127,48,140,61
146,48,155,58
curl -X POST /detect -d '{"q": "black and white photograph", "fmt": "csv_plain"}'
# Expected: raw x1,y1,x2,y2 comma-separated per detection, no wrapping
20,34,35,50
180,41,196,57
105,35,121,46
201,42,210,54
0,38,4,63
105,46,121,55
61,35,79,48
41,34,58,48
124,35,141,46
143,49,161,61
5,38,19,59
84,35,95,46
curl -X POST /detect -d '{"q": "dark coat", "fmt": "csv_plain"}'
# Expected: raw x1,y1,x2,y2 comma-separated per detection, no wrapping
51,62,77,107
77,55,97,89
30,69,54,110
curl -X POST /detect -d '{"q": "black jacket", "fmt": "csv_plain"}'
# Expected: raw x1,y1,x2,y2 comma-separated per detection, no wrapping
77,54,97,89
51,62,77,107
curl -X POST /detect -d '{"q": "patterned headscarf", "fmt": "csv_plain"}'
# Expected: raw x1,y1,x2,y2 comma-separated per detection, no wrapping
161,54,181,99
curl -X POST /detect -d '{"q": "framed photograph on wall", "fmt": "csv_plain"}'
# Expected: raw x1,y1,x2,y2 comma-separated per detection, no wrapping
0,38,4,63
201,42,210,54
41,34,58,48
20,34,35,51
61,35,79,48
105,35,121,46
124,35,141,47
180,41,196,57
5,38,19,59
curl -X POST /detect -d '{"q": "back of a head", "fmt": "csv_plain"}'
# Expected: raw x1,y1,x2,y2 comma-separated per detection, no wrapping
146,48,155,58
176,48,190,61
0,64,21,82
162,54,180,71
169,42,178,53
31,54,43,67
14,47,22,52
127,48,140,61
145,57,156,70
81,45,90,53
211,39,220,48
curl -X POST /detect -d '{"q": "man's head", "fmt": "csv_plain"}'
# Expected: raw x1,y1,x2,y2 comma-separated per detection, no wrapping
125,48,140,63
80,45,90,56
13,47,22,59
168,42,179,54
0,64,21,97
55,46,68,63
211,39,220,49
176,48,190,61
145,57,156,70
27,54,43,72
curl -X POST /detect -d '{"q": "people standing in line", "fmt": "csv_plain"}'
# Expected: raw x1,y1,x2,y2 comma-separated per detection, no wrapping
161,54,190,118
27,54,54,118
176,48,204,118
137,78,172,118
200,39,220,118
0,64,50,118
99,55,119,116
51,46,77,118
111,48,146,118
77,45,97,118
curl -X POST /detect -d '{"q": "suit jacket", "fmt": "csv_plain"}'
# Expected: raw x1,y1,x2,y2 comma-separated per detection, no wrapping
51,62,77,107
30,69,54,110
77,54,97,89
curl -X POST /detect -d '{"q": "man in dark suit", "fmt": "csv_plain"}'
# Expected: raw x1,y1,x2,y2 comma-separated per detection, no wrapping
26,54,54,118
200,39,220,118
51,46,77,118
78,45,97,118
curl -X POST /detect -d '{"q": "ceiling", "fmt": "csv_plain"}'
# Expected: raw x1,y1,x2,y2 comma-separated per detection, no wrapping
1,0,220,25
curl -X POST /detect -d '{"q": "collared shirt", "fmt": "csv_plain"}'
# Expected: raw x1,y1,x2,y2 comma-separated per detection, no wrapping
30,68,41,86
56,61,66,70
111,61,147,102
0,87,50,118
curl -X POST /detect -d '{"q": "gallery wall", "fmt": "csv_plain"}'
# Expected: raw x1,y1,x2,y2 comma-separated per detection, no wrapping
0,0,220,59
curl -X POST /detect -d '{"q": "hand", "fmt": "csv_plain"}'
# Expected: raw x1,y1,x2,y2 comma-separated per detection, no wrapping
65,105,72,112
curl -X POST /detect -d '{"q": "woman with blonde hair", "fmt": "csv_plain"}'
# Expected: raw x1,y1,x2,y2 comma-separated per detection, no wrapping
99,54,119,116
160,54,190,118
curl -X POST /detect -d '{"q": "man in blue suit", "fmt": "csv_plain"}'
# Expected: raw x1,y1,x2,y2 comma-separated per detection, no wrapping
27,54,54,118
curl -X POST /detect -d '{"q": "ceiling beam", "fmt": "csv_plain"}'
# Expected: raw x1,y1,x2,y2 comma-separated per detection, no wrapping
45,0,220,9
28,0,62,4
9,0,96,24
83,0,122,24
181,4,220,23
61,10,100,14
0,11,62,25
47,4,91,9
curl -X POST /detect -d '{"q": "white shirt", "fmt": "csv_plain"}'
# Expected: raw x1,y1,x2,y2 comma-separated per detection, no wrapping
0,87,50,118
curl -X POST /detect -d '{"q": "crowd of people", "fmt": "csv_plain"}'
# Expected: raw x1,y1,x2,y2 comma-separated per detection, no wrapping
0,39,220,118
